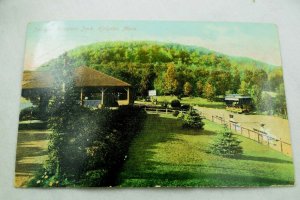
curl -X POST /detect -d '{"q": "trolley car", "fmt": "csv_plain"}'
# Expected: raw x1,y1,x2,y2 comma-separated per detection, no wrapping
225,94,252,113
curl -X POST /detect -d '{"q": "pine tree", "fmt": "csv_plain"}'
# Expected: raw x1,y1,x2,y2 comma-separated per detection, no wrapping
210,129,243,157
182,109,204,130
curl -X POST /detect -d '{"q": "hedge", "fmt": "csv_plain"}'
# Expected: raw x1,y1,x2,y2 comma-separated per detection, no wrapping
28,105,147,187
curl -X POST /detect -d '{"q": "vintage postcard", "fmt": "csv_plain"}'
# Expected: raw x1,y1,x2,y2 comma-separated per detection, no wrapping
15,21,294,187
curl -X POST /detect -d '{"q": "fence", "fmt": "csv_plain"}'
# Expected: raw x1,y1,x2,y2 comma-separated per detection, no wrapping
144,107,188,114
211,115,292,157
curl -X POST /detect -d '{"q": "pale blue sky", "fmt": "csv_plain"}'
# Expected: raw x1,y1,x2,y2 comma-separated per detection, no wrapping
24,21,281,69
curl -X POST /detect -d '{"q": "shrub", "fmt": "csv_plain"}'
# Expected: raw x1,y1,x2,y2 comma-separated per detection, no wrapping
177,112,185,119
160,100,169,108
172,110,180,117
182,109,204,130
181,104,190,111
19,106,47,121
171,99,181,108
210,129,243,157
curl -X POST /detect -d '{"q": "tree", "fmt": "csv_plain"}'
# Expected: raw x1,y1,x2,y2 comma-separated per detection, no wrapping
250,84,263,111
138,65,156,97
208,70,231,95
238,81,249,95
259,93,275,114
183,82,193,96
204,82,215,101
210,128,243,157
196,80,203,96
275,83,287,118
182,109,204,130
269,68,284,91
164,63,179,95
231,67,241,93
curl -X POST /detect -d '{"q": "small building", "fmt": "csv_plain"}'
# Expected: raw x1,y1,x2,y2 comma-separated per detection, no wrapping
224,94,252,113
21,66,133,109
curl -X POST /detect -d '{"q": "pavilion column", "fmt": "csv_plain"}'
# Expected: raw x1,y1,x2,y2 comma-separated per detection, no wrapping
101,88,107,105
125,87,130,104
80,88,83,106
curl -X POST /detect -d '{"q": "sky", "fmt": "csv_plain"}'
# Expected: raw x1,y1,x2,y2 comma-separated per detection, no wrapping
24,21,282,70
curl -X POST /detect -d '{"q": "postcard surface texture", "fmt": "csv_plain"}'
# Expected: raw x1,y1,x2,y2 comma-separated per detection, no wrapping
15,21,294,188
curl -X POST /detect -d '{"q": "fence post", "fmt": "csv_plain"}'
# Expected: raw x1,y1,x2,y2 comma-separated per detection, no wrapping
280,140,283,153
257,133,260,143
212,116,214,122
166,108,168,114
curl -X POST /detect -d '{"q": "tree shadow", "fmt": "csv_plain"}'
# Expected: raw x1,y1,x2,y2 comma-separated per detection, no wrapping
179,129,217,136
120,160,294,187
15,130,50,186
15,163,44,174
237,155,293,164
17,131,49,143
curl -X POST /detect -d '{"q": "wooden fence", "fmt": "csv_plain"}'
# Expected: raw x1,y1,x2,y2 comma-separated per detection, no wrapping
144,107,188,114
211,115,292,157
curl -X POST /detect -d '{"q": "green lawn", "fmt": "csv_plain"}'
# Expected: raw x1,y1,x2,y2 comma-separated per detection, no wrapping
146,96,225,109
117,114,294,187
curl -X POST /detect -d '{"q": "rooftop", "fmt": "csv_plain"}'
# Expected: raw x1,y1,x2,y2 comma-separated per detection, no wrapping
22,66,131,89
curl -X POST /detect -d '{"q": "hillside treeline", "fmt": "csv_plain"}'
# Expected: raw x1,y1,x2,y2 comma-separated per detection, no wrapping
40,42,287,117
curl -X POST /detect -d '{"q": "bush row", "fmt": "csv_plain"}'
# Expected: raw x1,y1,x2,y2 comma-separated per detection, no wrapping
28,105,147,187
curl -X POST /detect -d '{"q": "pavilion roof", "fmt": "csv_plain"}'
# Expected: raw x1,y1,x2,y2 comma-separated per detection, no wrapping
22,66,131,89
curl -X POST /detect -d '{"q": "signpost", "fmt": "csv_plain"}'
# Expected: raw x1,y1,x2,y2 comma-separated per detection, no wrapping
148,90,157,96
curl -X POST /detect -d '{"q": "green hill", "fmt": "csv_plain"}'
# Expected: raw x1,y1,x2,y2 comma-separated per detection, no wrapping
39,41,279,72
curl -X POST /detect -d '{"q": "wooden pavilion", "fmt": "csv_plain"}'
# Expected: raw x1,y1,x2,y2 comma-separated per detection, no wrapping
21,66,133,108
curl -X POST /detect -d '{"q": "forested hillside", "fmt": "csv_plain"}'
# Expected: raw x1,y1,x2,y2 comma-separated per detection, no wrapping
39,41,286,116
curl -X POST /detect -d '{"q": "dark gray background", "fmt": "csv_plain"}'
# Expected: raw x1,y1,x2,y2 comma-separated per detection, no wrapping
0,0,299,199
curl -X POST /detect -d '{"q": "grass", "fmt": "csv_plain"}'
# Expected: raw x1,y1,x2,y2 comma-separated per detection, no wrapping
117,113,294,187
138,96,225,109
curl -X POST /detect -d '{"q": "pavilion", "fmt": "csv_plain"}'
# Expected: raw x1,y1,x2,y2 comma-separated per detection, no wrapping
21,66,133,109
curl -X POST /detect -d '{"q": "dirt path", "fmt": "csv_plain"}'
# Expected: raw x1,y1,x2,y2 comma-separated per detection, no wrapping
195,107,291,143
14,129,50,187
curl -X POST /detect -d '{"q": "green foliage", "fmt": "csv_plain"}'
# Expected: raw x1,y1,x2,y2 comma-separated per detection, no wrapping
170,99,181,108
183,82,193,96
19,107,41,121
172,110,180,117
182,109,204,130
164,63,179,95
275,84,288,118
38,41,286,116
160,100,169,108
210,129,243,157
204,82,215,101
31,106,147,187
196,80,204,96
